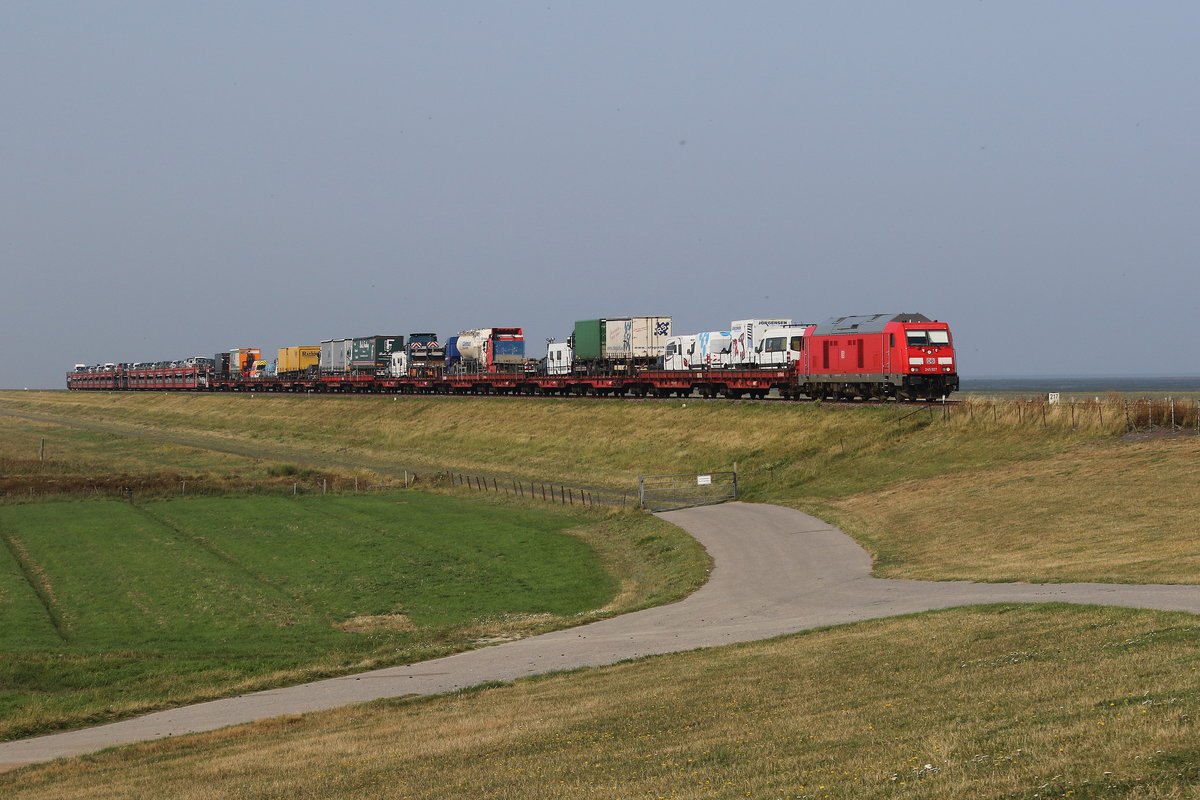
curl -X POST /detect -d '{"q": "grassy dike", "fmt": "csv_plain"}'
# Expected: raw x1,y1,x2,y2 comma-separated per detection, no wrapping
1,390,1196,583
0,391,1197,797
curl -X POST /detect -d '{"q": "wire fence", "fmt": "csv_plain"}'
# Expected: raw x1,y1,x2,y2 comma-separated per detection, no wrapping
638,471,738,512
446,473,634,508
941,397,1200,433
0,468,639,509
0,473,409,503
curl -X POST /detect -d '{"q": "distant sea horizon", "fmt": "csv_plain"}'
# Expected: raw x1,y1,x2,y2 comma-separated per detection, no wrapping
960,375,1200,394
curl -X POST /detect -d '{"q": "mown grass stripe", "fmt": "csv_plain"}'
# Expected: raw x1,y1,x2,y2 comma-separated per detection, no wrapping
0,491,690,742
127,501,325,619
0,525,70,642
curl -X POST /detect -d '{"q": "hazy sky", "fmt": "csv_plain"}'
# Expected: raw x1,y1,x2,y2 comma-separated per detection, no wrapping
4,2,1198,388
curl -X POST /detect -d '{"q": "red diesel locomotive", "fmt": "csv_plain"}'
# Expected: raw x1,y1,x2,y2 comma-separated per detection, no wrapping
798,313,957,400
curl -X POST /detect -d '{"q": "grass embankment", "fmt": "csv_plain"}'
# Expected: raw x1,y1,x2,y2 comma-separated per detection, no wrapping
0,492,706,741
1,391,1196,584
824,435,1200,583
4,605,1197,799
0,392,1197,794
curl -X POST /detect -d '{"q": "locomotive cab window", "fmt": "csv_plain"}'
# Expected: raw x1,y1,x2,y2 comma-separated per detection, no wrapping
906,330,951,346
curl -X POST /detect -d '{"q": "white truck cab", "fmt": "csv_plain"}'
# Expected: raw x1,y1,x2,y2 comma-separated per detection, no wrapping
545,341,573,375
754,325,814,367
664,332,732,370
729,319,792,366
389,351,410,378
663,335,697,370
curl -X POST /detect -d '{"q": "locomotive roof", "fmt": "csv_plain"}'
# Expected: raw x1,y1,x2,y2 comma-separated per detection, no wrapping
812,313,933,336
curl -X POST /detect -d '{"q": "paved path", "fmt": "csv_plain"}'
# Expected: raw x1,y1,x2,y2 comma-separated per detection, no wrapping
3,502,1199,770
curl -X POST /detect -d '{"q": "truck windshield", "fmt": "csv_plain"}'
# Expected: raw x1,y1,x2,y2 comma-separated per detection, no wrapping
906,330,951,346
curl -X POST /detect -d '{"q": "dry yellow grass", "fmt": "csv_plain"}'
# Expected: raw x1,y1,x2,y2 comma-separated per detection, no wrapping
333,614,415,633
4,606,1197,799
0,391,906,489
823,436,1200,583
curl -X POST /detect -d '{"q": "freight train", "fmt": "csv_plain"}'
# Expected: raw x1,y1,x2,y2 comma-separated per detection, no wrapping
67,312,959,401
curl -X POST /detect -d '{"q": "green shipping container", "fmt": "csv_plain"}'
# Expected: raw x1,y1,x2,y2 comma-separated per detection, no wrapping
350,336,405,373
572,320,605,360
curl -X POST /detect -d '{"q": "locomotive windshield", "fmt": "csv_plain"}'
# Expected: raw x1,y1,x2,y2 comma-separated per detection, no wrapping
906,330,950,346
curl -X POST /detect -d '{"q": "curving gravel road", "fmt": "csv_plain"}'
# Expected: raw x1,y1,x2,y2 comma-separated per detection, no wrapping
3,502,1198,770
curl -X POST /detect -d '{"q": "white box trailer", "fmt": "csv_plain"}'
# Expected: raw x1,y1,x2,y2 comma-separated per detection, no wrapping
603,317,672,359
319,339,353,372
730,319,792,365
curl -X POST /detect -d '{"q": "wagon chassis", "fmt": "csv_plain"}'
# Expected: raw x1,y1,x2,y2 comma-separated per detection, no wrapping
67,366,957,402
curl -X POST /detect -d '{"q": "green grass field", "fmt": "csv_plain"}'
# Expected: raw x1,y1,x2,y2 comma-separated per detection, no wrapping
0,391,1196,797
0,491,707,741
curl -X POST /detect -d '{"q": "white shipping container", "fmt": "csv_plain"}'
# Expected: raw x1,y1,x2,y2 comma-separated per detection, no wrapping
319,338,353,372
603,316,672,358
